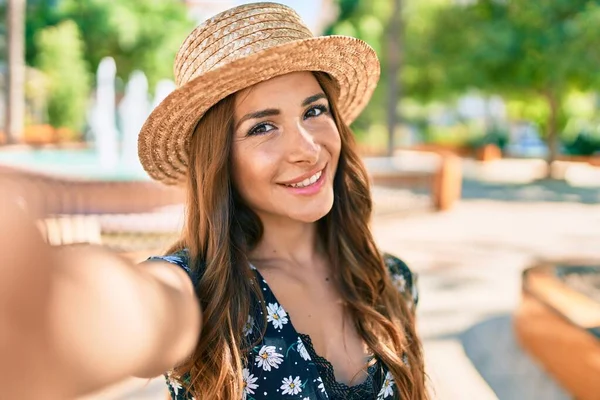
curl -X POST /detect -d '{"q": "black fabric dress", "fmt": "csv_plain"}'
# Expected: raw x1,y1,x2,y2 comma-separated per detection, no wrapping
148,250,418,400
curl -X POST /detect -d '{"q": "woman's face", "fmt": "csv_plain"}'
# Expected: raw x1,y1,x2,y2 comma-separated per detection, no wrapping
231,72,341,223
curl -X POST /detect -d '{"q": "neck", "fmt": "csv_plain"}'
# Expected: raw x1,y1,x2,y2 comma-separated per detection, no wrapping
248,213,324,269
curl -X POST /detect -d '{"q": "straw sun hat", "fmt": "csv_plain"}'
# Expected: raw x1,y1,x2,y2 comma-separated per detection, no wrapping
138,2,380,185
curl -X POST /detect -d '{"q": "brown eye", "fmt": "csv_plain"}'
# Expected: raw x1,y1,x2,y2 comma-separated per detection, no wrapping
304,105,328,119
248,122,276,136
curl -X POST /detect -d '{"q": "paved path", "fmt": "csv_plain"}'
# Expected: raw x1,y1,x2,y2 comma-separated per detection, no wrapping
81,178,600,399
373,199,600,399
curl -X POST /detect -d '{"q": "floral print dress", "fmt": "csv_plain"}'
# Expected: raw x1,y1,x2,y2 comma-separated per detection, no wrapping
149,250,418,400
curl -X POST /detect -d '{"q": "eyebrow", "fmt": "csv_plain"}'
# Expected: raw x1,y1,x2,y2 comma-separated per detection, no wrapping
235,92,327,131
302,93,327,107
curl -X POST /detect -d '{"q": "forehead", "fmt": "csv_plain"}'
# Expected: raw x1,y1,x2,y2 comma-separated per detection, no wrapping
234,71,323,112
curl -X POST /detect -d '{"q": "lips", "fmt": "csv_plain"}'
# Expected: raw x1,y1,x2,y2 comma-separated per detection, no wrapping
278,165,327,186
282,170,323,188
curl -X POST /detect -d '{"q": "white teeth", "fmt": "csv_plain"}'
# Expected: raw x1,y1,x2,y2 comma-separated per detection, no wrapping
286,170,322,188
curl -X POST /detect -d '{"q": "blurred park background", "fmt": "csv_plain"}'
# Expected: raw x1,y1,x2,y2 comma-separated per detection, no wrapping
1,0,600,399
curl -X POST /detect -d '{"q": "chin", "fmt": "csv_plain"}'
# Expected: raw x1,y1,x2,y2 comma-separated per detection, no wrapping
290,199,334,223
293,212,329,223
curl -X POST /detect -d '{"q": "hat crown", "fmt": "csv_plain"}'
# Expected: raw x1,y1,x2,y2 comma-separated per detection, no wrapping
174,3,313,87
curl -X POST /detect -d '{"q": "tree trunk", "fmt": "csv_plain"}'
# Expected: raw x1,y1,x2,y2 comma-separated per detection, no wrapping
5,0,26,145
386,0,402,157
545,91,559,178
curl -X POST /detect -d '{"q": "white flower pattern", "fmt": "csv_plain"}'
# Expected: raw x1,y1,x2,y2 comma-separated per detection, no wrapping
255,345,284,371
165,371,182,396
316,376,326,393
297,337,311,361
392,273,407,292
242,368,258,400
377,371,396,399
243,314,254,337
266,302,288,329
402,352,410,366
156,251,414,400
280,376,303,395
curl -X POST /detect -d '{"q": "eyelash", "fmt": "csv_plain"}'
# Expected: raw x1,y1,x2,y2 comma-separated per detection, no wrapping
247,104,329,136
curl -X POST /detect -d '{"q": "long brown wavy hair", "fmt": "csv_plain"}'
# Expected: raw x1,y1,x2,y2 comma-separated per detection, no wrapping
166,72,427,399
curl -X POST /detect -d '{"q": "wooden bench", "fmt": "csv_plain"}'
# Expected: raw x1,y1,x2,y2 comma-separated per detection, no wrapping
515,262,600,400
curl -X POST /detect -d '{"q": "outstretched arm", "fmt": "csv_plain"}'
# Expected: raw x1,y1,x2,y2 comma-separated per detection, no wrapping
0,195,201,399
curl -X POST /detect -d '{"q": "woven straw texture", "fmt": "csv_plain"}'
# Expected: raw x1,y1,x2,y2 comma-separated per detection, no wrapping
138,2,380,185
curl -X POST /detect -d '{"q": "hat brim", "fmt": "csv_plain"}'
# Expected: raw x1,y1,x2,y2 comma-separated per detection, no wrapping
138,35,380,185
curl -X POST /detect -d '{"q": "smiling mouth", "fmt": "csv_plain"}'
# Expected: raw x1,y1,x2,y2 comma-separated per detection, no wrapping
281,169,324,188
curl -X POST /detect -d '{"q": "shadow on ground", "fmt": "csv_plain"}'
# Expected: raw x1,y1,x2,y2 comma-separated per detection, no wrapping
458,314,570,400
461,179,600,204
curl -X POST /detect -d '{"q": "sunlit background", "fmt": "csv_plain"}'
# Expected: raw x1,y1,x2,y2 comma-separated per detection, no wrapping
1,0,599,399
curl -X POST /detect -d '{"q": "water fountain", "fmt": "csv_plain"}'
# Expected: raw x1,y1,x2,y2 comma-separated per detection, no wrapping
0,57,159,181
0,58,183,226
152,79,177,109
92,57,120,170
118,70,150,172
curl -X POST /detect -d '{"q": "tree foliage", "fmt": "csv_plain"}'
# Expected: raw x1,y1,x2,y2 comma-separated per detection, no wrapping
326,0,451,137
25,0,194,89
35,20,91,131
328,0,600,162
325,0,391,136
410,0,600,163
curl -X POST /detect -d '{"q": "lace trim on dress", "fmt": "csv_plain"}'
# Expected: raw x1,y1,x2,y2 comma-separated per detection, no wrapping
298,333,384,400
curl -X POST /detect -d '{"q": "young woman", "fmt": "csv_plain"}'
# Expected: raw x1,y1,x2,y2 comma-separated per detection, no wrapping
0,3,426,400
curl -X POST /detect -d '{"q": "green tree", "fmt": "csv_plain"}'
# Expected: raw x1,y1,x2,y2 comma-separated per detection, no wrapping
25,0,194,89
35,20,91,133
326,0,450,150
411,0,600,169
326,0,390,141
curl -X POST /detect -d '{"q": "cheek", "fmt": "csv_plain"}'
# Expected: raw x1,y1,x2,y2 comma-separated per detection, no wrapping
321,122,342,160
331,130,342,155
231,145,276,200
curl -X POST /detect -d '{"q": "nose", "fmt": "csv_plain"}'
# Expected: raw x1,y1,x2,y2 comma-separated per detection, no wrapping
286,120,320,165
